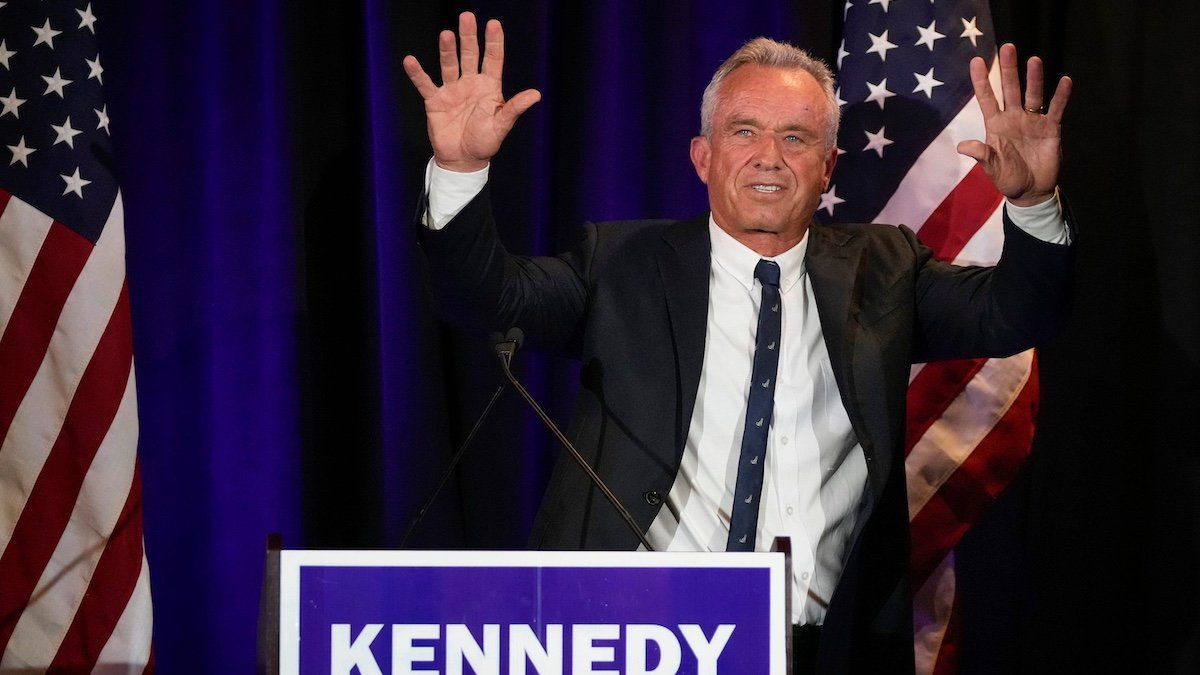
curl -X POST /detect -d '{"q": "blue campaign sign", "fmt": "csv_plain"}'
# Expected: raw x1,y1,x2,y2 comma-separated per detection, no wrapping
279,550,786,674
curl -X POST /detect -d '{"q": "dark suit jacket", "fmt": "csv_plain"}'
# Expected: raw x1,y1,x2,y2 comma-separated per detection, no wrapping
419,183,1073,673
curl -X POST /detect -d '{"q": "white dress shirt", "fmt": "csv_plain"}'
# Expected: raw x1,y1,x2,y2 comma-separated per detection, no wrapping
423,158,1069,625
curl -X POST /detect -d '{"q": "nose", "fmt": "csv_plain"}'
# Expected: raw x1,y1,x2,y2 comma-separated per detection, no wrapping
752,135,783,170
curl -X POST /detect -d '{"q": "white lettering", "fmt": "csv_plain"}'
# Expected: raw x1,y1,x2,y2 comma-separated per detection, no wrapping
625,624,681,675
509,624,563,675
446,624,500,675
572,624,619,675
679,624,734,675
392,624,440,675
331,624,383,675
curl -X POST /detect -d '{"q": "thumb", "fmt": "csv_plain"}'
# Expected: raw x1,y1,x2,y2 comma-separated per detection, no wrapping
956,139,995,168
496,88,542,133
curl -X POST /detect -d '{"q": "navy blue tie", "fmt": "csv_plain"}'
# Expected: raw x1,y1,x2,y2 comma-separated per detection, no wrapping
727,259,782,551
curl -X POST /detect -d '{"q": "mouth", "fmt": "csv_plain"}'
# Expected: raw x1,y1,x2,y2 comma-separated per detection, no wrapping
748,184,785,194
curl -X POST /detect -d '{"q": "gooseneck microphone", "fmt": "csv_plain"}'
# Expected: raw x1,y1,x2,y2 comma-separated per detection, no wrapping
496,328,655,551
398,331,519,548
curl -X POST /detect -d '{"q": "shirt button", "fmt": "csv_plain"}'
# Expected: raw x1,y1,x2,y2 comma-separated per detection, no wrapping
781,436,789,445
786,505,795,516
801,571,810,581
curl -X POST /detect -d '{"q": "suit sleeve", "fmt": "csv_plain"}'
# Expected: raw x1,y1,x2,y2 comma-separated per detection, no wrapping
907,208,1076,362
416,181,595,353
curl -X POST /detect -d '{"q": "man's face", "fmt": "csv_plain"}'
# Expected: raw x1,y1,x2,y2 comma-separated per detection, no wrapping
691,65,838,250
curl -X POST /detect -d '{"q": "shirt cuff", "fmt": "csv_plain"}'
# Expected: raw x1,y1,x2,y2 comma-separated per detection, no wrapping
423,158,490,230
1004,190,1071,245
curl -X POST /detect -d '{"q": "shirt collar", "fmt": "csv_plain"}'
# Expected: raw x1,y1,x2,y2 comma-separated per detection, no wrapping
708,214,808,293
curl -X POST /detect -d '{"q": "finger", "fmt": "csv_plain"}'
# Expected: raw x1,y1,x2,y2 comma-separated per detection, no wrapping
438,30,458,83
1024,56,1044,112
481,19,504,79
969,56,1000,118
999,43,1021,111
403,55,438,99
1046,75,1073,123
496,89,542,133
459,12,480,75
956,139,996,168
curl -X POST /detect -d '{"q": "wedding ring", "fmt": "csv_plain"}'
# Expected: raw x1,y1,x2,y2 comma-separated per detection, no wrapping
1024,106,1044,114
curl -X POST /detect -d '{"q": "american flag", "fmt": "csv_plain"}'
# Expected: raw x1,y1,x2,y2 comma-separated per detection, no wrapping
822,1,1033,673
0,1,153,671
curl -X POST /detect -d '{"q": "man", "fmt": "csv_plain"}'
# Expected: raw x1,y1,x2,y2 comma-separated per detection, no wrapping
405,12,1072,673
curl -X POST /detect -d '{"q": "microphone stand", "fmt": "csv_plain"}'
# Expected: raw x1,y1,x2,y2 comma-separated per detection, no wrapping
398,334,512,549
496,328,654,551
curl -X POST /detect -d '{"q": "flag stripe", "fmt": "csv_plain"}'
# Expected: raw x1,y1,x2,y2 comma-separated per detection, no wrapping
908,360,1038,589
94,554,154,673
0,221,92,442
0,283,133,655
0,196,128,555
905,350,1033,519
0,370,138,670
912,550,957,675
0,193,55,337
913,165,1004,263
951,203,1004,267
930,592,962,675
51,462,146,671
904,359,988,457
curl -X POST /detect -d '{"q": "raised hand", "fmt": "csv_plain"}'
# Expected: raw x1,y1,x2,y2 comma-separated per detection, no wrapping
957,43,1073,207
403,12,541,173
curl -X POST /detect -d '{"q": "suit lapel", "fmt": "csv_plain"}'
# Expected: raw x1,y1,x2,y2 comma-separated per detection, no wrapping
657,215,711,457
806,223,887,499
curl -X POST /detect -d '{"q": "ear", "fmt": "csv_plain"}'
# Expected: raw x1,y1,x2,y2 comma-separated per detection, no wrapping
821,144,838,191
690,136,711,184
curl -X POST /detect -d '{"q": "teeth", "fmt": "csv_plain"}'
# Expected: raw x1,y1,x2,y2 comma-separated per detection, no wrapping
752,185,781,192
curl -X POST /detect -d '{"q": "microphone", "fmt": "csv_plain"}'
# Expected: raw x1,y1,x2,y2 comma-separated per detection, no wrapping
398,332,520,548
495,327,654,551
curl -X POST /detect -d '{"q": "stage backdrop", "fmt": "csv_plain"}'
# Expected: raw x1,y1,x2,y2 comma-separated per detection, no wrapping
93,0,1198,671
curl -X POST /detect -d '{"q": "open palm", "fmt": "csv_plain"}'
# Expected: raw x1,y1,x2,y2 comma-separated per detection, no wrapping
404,13,541,174
958,44,1073,207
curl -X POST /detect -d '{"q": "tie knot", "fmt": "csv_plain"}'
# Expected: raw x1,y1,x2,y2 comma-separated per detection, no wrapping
754,259,781,288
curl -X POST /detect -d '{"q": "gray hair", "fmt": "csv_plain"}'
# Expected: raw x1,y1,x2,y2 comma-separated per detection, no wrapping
699,37,840,148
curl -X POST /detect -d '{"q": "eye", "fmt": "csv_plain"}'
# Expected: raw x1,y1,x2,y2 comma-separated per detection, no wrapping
735,129,753,138
784,134,801,143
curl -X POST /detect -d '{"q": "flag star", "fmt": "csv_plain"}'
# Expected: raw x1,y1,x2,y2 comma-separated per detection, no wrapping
961,16,984,47
0,87,25,118
7,136,35,167
913,67,944,98
844,1,853,19
864,78,896,109
61,168,92,198
915,20,945,51
52,116,83,148
96,105,110,134
42,67,73,98
866,30,898,61
863,126,894,157
837,39,849,69
32,19,62,49
836,147,847,156
835,86,846,108
868,0,893,11
820,185,845,216
0,40,14,70
86,55,104,83
78,3,98,33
